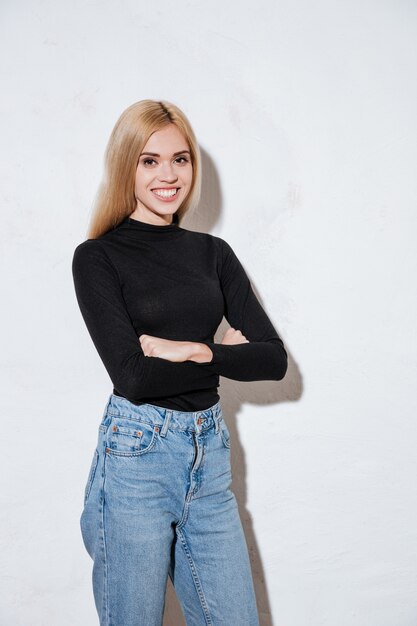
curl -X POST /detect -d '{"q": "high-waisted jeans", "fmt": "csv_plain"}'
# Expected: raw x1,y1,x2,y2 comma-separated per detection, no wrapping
80,393,260,626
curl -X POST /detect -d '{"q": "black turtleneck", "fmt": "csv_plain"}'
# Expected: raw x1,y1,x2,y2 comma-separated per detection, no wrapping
72,214,288,411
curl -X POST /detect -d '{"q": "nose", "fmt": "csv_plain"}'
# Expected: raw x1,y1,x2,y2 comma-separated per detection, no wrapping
157,161,178,183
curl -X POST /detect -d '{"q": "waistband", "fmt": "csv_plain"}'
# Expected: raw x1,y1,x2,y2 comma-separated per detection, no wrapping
101,393,223,437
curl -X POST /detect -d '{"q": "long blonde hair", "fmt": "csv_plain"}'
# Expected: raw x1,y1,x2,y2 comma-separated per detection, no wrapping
86,100,202,239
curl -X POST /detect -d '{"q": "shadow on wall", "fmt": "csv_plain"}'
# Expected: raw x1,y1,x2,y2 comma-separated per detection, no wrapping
163,148,302,626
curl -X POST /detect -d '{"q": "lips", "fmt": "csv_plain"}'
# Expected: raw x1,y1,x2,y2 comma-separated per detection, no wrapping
151,187,180,200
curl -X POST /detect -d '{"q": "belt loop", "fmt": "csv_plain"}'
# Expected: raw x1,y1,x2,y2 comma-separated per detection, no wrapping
102,393,113,419
160,409,172,437
213,411,221,434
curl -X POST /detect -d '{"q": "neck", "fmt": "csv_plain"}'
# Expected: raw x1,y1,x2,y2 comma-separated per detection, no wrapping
129,210,178,227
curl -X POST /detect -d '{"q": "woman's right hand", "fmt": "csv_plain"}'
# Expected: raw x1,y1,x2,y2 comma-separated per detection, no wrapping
221,327,249,345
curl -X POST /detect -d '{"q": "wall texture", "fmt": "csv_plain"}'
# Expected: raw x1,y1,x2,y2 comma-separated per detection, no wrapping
1,0,416,624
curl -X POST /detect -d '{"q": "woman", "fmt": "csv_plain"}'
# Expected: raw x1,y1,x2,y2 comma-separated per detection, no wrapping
72,99,287,626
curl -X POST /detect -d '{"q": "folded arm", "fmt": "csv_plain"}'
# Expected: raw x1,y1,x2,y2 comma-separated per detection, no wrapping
72,240,219,401
194,237,288,382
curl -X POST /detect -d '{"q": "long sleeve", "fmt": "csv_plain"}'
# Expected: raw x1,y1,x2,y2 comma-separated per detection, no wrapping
199,237,288,381
72,239,219,400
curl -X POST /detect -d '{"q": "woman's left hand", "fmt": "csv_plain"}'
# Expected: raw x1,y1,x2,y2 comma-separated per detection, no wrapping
139,334,201,363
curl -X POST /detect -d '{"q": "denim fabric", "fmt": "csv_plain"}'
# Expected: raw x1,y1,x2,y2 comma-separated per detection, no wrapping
80,393,260,626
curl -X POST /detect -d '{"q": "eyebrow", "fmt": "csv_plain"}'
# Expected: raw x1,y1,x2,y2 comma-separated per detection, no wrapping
139,150,191,157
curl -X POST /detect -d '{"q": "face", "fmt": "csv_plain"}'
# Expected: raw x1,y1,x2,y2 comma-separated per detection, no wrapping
132,124,193,224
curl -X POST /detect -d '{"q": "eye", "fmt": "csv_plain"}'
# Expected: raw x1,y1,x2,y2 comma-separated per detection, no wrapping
141,156,189,166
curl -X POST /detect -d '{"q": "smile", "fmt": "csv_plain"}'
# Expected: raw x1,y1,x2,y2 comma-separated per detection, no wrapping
152,188,179,199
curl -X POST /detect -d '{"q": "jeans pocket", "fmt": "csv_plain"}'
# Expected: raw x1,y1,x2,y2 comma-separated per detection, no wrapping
218,416,231,449
106,415,159,457
84,448,99,506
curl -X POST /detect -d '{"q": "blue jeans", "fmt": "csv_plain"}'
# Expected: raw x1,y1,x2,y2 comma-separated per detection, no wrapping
80,393,260,626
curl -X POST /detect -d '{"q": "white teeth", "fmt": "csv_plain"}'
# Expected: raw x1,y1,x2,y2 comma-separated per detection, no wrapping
153,188,178,198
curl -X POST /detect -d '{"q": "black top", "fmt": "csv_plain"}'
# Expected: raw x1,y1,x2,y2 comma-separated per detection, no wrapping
71,214,288,411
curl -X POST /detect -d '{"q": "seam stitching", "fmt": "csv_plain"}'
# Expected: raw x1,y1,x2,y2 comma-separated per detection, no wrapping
176,528,213,625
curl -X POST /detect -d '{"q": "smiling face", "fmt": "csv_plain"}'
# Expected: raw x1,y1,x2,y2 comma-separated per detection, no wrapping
131,124,193,225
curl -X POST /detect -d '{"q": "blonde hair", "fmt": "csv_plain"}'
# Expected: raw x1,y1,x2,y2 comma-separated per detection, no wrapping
86,100,202,239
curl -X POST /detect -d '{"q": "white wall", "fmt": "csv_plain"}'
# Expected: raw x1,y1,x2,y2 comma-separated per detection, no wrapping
1,1,416,624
